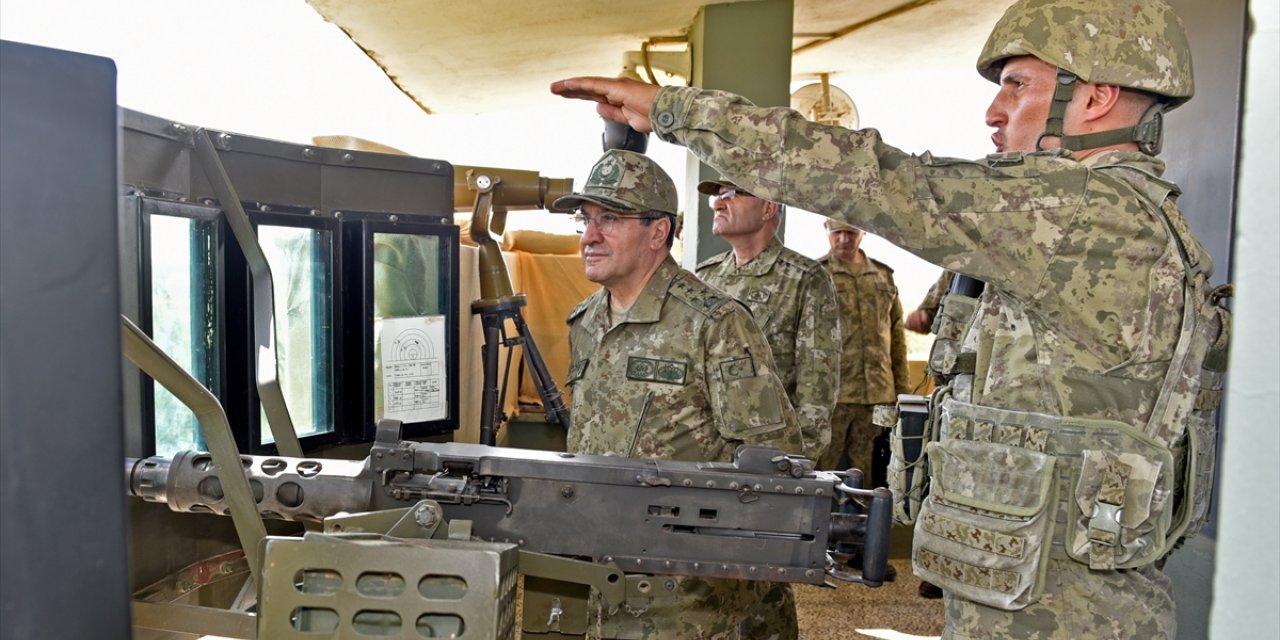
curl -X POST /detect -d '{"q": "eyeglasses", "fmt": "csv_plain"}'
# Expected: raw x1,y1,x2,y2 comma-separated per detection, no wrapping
572,211,661,235
707,188,751,207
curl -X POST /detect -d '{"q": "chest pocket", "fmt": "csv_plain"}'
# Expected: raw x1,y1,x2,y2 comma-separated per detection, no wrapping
870,280,898,318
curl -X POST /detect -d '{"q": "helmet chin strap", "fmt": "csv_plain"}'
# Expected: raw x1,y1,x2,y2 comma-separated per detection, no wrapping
1036,68,1166,155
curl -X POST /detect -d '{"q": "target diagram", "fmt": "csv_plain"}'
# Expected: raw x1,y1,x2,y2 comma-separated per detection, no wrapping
379,315,447,423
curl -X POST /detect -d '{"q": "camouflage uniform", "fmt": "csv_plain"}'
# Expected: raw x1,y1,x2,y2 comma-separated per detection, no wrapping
696,237,841,462
818,248,910,477
644,1,1214,633
566,256,802,461
560,150,803,640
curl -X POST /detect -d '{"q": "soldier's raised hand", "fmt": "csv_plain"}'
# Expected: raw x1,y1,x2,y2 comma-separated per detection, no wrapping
551,77,661,133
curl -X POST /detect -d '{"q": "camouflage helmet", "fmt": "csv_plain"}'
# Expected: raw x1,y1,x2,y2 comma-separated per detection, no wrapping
976,0,1194,109
552,149,678,215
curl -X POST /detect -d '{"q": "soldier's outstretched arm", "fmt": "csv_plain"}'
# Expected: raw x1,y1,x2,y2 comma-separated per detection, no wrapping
550,77,660,133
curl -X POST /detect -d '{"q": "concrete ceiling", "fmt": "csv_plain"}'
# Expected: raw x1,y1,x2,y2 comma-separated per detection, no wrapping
307,0,1012,115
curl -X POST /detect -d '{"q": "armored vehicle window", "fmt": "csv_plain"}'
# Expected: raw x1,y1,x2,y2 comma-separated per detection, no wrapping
257,223,336,444
148,211,220,457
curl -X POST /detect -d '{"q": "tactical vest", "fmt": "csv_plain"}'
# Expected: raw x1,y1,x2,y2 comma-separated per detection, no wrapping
883,172,1232,611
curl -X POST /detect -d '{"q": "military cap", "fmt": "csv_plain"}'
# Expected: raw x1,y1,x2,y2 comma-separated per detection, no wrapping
696,177,743,196
552,149,678,215
824,218,859,232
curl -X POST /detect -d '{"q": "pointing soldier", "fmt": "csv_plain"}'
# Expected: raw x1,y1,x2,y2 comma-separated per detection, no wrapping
552,0,1232,638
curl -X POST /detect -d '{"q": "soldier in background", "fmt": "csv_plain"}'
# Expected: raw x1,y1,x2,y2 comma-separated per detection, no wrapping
695,178,841,462
818,219,910,481
556,149,803,639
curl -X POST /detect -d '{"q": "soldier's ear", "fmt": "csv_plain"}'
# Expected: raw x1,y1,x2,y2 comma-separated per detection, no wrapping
650,216,670,249
1078,82,1123,124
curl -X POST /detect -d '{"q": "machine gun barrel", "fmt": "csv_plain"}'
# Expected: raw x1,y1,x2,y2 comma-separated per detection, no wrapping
127,422,891,586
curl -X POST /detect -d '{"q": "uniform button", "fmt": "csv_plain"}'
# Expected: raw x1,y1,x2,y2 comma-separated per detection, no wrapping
656,111,675,128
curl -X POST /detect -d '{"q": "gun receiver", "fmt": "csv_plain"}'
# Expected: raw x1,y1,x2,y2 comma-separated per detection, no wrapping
129,420,892,587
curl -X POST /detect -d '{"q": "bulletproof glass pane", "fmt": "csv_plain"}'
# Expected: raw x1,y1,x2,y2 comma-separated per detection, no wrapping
257,224,335,443
149,213,218,456
372,232,449,426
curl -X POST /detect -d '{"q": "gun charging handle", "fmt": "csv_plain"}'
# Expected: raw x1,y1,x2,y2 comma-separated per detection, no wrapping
827,482,894,587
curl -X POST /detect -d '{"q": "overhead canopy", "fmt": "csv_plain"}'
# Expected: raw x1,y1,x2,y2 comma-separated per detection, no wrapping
307,0,1012,115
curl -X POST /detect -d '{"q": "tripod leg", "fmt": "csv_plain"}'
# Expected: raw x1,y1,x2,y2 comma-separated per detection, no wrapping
511,313,571,431
478,317,502,446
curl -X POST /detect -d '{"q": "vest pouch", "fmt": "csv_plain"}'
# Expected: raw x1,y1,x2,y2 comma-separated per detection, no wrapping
882,394,931,525
926,294,979,379
913,439,1057,611
1067,446,1174,570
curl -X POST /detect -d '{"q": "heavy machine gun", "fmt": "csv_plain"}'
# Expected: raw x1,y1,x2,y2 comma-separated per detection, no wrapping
127,420,892,638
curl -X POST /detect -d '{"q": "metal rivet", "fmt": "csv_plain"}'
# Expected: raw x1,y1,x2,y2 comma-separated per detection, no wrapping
682,479,692,487
389,214,399,223
341,152,354,164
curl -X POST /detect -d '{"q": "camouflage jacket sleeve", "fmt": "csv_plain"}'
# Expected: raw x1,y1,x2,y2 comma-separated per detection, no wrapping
704,302,806,455
792,265,840,459
651,86,1080,300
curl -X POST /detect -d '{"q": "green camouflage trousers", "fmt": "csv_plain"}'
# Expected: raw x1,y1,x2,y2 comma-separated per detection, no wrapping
589,577,797,639
819,403,878,478
941,557,1176,639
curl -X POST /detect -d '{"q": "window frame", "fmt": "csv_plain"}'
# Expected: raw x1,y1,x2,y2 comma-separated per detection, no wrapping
340,213,460,441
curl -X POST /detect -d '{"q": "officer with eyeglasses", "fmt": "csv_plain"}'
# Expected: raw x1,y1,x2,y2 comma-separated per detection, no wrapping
554,149,804,640
695,178,841,464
